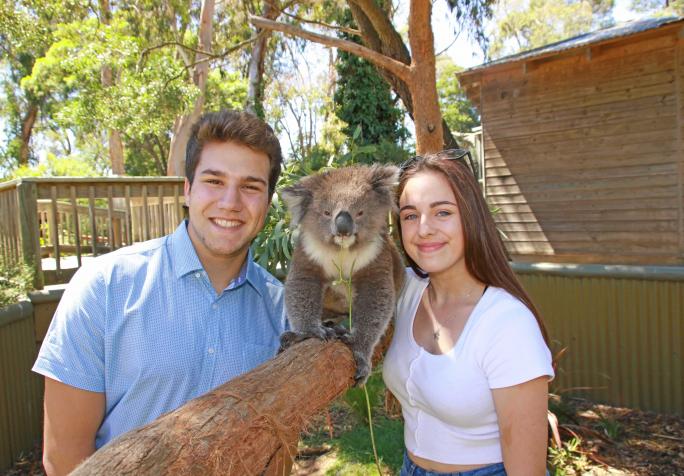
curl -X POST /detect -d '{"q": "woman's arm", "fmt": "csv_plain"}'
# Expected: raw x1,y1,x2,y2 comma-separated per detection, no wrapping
492,376,549,476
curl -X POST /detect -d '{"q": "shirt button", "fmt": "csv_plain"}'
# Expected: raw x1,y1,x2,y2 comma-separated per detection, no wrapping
195,272,201,278
208,348,215,354
212,304,218,310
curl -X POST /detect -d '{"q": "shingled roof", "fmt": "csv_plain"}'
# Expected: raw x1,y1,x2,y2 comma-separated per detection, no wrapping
462,15,684,74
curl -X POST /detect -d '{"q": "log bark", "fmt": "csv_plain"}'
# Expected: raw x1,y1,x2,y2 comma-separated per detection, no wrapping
71,339,356,475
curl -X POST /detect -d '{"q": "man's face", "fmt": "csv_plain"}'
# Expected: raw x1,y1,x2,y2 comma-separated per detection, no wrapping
184,141,271,267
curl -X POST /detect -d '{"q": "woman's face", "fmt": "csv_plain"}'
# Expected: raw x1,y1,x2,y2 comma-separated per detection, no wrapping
398,169,466,276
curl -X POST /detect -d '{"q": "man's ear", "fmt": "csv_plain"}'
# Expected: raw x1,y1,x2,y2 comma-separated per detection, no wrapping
280,181,313,227
183,178,192,207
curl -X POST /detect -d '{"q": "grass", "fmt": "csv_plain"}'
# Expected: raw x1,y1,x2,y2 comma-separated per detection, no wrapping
299,368,404,475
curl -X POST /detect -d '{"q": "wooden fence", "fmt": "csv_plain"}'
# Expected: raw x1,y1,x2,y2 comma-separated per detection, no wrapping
0,177,185,287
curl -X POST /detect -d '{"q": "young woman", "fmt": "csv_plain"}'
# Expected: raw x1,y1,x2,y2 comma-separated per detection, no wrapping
383,150,554,476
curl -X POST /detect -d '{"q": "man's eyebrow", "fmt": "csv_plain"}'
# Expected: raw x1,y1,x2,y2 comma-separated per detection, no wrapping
243,176,268,186
197,169,268,186
198,168,225,177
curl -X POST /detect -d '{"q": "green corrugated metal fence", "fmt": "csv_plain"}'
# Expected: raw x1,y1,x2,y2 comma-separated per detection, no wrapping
515,262,683,415
0,262,682,470
0,301,43,471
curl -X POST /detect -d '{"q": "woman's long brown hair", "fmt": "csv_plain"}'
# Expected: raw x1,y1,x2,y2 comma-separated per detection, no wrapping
396,152,550,346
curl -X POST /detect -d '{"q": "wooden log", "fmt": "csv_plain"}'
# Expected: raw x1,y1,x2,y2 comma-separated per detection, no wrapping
71,339,356,475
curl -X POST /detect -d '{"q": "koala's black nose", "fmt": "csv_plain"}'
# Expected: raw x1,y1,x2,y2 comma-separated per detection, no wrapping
335,211,354,236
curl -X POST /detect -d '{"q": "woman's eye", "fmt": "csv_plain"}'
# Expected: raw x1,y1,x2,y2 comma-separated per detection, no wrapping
401,213,417,221
436,210,452,217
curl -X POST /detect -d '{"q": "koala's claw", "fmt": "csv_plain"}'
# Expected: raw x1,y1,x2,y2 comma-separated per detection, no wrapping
278,331,305,352
352,352,371,387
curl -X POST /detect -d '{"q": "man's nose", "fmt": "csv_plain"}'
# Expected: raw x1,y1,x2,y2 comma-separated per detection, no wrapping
217,185,242,210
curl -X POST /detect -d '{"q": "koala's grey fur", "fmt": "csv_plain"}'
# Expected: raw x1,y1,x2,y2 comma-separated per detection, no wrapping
280,165,404,385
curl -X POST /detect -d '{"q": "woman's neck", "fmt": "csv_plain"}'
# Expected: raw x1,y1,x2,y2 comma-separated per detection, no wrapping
428,265,484,307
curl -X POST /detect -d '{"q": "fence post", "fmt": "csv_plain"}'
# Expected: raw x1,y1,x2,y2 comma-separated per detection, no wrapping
17,180,44,290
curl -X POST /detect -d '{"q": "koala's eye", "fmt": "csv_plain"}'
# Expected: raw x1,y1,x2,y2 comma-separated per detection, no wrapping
323,210,331,216
357,210,364,217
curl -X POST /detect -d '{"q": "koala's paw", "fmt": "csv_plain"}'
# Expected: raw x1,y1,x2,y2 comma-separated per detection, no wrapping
278,331,306,352
325,322,352,342
352,351,372,387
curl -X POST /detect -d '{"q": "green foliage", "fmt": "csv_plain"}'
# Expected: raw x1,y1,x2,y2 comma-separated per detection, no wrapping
548,437,591,475
0,256,33,308
630,0,684,15
436,57,480,134
8,152,97,179
488,0,615,59
597,415,623,440
332,7,409,162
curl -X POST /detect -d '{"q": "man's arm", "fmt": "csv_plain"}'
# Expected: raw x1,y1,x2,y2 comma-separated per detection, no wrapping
43,377,105,476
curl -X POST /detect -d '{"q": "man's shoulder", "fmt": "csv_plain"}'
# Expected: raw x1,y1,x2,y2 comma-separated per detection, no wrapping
82,235,170,279
249,261,284,290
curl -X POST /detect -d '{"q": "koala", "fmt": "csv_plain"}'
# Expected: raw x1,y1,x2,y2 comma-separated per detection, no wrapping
280,165,404,385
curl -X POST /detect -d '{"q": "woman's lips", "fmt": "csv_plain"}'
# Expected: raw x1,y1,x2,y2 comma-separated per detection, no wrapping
416,242,445,253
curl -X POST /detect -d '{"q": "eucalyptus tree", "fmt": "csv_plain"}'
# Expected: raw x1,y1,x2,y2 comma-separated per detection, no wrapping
251,0,495,154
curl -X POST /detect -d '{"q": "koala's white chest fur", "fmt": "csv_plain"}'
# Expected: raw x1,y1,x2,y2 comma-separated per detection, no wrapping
301,233,384,279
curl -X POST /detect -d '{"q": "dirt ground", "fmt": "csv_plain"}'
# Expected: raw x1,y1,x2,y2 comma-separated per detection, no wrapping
4,398,683,476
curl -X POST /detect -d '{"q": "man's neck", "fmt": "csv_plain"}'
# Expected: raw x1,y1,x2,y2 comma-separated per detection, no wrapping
200,251,248,294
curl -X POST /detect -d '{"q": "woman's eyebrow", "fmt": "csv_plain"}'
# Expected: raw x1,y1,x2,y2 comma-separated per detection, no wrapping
430,200,458,208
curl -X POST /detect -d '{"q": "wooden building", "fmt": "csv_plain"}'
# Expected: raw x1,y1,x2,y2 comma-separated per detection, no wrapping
458,16,684,265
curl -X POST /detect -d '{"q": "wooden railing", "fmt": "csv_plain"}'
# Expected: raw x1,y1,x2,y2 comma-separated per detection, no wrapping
0,177,186,287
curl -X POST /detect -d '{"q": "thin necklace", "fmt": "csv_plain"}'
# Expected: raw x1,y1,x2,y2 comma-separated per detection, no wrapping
425,283,482,341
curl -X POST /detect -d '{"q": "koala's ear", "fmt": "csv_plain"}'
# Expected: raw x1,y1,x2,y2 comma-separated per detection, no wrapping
370,164,400,196
280,181,313,226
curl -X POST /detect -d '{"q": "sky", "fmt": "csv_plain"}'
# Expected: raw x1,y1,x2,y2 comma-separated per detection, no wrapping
422,0,645,69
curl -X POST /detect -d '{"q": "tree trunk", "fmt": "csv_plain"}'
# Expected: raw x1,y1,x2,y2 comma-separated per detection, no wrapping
167,0,214,176
100,0,126,175
252,0,460,155
71,339,356,475
407,0,443,154
246,1,279,118
18,103,38,166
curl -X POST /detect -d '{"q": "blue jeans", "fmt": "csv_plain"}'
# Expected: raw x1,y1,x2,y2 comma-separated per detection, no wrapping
399,452,507,476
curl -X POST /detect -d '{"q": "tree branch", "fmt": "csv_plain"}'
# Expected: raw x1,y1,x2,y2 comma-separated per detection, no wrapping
280,11,362,37
249,15,411,82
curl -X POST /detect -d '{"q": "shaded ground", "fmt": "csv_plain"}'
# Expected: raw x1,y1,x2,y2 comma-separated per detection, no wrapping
4,397,683,475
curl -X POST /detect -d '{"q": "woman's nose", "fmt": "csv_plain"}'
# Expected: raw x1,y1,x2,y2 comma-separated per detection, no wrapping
417,216,434,237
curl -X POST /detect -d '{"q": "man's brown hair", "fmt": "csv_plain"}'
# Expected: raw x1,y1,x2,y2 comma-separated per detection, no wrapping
185,110,283,197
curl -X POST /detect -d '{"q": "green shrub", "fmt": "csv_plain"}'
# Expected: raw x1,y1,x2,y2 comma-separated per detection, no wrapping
0,257,33,307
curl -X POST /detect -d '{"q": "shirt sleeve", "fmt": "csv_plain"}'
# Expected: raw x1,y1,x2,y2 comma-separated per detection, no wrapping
32,264,107,392
479,298,554,389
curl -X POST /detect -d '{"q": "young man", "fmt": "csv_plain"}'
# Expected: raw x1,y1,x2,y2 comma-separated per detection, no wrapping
33,110,286,475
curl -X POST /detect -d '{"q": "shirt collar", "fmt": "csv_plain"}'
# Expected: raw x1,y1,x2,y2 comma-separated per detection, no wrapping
170,221,267,296
170,221,204,279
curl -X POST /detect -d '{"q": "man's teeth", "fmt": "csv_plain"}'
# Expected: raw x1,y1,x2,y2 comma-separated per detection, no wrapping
213,218,241,228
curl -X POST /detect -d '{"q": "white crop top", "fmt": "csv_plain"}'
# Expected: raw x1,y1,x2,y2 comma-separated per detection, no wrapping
382,268,554,465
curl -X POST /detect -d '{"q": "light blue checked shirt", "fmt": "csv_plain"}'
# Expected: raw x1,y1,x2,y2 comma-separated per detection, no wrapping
33,221,286,448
